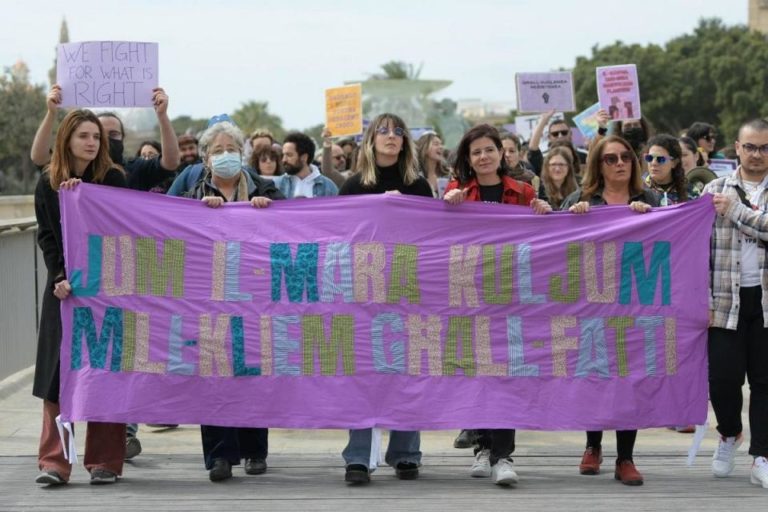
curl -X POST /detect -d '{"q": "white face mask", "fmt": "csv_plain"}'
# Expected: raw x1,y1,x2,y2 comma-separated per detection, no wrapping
210,151,241,179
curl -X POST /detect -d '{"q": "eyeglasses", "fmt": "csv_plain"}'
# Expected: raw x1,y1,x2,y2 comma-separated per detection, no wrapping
549,129,570,138
376,126,406,137
703,133,717,142
741,143,768,156
601,152,633,166
644,154,674,164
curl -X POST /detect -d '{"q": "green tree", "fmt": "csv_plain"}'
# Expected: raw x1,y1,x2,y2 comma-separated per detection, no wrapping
572,18,768,143
168,115,208,137
0,62,46,194
370,61,424,80
231,101,285,141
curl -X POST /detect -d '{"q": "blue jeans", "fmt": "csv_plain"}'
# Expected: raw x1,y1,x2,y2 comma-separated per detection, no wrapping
342,429,421,470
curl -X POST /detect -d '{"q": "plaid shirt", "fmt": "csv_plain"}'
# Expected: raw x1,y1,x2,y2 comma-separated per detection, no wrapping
704,167,768,329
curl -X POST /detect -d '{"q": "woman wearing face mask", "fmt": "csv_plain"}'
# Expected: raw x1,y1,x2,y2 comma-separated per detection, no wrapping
135,140,161,161
615,117,654,161
443,124,551,487
560,135,659,486
185,121,284,482
501,133,539,188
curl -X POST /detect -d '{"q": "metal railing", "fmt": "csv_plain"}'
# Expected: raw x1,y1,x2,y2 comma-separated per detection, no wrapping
0,220,45,382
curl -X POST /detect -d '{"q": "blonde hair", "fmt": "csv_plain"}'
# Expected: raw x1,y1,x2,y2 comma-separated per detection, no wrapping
47,109,113,190
355,113,419,187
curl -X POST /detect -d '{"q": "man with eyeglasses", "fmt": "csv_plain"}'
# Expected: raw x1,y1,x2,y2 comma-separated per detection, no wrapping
704,118,768,490
527,110,587,175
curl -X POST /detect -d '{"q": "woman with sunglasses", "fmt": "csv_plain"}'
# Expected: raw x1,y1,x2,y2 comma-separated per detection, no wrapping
686,122,723,163
560,135,659,486
643,134,695,205
338,113,432,485
443,124,551,487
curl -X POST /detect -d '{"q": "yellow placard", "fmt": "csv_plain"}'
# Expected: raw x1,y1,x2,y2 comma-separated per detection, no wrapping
325,84,363,138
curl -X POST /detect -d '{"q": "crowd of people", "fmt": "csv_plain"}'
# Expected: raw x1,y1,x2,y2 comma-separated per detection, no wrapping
26,83,768,490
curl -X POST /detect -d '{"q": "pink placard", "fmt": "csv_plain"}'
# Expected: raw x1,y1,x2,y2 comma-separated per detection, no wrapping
596,64,642,121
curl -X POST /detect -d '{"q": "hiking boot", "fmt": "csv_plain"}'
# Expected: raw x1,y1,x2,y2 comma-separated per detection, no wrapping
579,446,603,475
614,460,644,486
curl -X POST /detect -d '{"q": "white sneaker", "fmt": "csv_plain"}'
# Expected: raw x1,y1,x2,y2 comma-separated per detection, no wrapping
492,458,519,486
751,456,768,488
712,434,743,477
470,449,491,478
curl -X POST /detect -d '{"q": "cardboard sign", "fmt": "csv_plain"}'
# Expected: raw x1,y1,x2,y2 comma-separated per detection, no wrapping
708,159,739,177
573,102,602,140
56,41,159,108
515,72,575,113
596,64,641,121
325,84,363,138
515,112,564,149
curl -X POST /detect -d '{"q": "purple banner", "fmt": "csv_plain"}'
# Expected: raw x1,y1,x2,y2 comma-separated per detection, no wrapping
56,41,158,108
596,64,642,121
59,185,714,430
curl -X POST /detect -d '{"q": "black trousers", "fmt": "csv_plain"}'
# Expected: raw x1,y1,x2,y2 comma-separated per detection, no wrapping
709,285,768,458
586,430,637,462
475,429,515,465
200,426,268,470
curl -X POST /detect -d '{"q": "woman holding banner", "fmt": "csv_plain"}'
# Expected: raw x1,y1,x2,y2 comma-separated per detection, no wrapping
33,102,128,486
338,113,432,485
560,135,659,486
186,120,284,482
443,124,551,486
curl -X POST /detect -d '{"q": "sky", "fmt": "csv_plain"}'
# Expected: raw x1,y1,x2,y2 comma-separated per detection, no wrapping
0,0,748,131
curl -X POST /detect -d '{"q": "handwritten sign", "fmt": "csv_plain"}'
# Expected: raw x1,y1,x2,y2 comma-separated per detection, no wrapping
515,112,564,150
56,41,158,108
58,186,713,430
596,64,641,121
325,84,363,138
515,72,575,113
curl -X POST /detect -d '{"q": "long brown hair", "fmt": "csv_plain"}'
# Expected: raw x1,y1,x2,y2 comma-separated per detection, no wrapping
416,132,449,178
580,135,644,201
541,147,577,208
47,109,113,190
355,113,419,187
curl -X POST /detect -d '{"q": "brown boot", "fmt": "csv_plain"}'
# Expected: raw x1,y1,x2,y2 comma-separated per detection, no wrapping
614,460,644,486
579,446,603,475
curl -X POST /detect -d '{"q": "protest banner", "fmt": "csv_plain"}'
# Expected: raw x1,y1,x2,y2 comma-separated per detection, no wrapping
56,41,159,108
325,84,363,138
596,64,641,121
59,186,714,431
573,102,602,140
515,72,575,113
